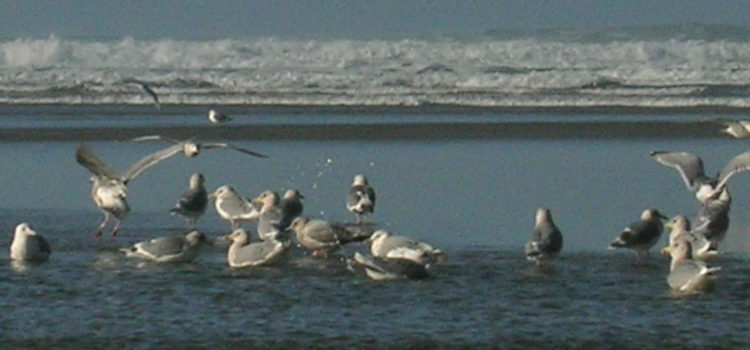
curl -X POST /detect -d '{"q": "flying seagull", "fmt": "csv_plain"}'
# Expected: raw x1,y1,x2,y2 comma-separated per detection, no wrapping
131,135,269,159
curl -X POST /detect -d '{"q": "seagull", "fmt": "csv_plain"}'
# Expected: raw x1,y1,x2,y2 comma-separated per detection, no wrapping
711,118,750,138
650,150,750,204
662,238,721,293
366,230,445,265
9,223,51,262
288,217,364,258
76,143,185,236
121,230,211,263
123,79,161,111
693,187,731,245
609,208,667,262
223,228,289,268
351,252,429,280
347,174,376,224
208,109,231,124
664,215,718,261
209,185,260,230
524,208,563,265
252,190,283,241
131,135,269,159
277,189,304,231
170,173,209,227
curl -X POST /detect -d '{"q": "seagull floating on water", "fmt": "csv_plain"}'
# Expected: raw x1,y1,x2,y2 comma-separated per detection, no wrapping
609,208,667,262
662,238,720,293
121,230,211,263
524,208,563,265
76,143,182,236
347,174,376,224
351,252,429,280
224,228,289,268
650,150,750,204
278,189,304,231
9,223,51,262
288,217,366,258
132,135,269,159
366,230,445,265
170,173,209,228
208,109,231,124
252,190,283,241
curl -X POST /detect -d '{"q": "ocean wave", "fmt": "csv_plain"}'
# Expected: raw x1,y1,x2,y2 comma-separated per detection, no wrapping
2,31,750,108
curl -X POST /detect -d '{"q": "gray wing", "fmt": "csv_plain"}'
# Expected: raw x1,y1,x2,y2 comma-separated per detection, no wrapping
37,235,52,255
257,207,282,238
716,150,750,189
218,194,257,218
75,144,120,179
232,240,285,266
353,252,428,280
130,135,182,144
134,236,186,257
122,143,184,182
202,143,269,158
529,224,563,256
277,199,303,230
175,187,208,213
649,151,706,190
667,260,705,290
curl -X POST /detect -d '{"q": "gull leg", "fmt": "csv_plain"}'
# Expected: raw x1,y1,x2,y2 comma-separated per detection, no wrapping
95,212,110,237
111,218,122,236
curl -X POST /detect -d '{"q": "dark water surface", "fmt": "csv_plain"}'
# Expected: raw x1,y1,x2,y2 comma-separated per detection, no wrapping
2,107,750,348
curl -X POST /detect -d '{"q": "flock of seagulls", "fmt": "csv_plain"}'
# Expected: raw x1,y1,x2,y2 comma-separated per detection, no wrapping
9,114,750,288
10,107,443,281
524,118,750,294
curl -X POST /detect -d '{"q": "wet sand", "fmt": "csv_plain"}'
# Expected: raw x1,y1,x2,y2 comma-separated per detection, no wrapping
0,120,724,142
0,103,735,141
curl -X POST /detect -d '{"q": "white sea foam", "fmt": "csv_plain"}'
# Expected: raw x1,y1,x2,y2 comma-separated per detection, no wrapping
2,31,750,108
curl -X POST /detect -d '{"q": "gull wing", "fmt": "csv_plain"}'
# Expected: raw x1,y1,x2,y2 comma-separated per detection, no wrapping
122,143,184,183
716,150,750,190
75,144,120,179
649,151,706,190
202,143,269,158
130,135,182,144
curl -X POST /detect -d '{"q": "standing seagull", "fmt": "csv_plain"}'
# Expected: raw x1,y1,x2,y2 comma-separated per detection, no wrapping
209,185,260,230
252,190,283,241
650,150,750,204
208,109,231,124
347,174,376,224
609,208,667,262
662,238,721,293
693,187,731,245
76,143,191,236
278,189,304,231
132,135,268,159
170,173,209,227
10,223,51,262
524,208,563,265
664,215,717,261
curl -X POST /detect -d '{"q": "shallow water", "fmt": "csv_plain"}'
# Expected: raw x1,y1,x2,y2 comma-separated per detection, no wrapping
2,108,750,348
